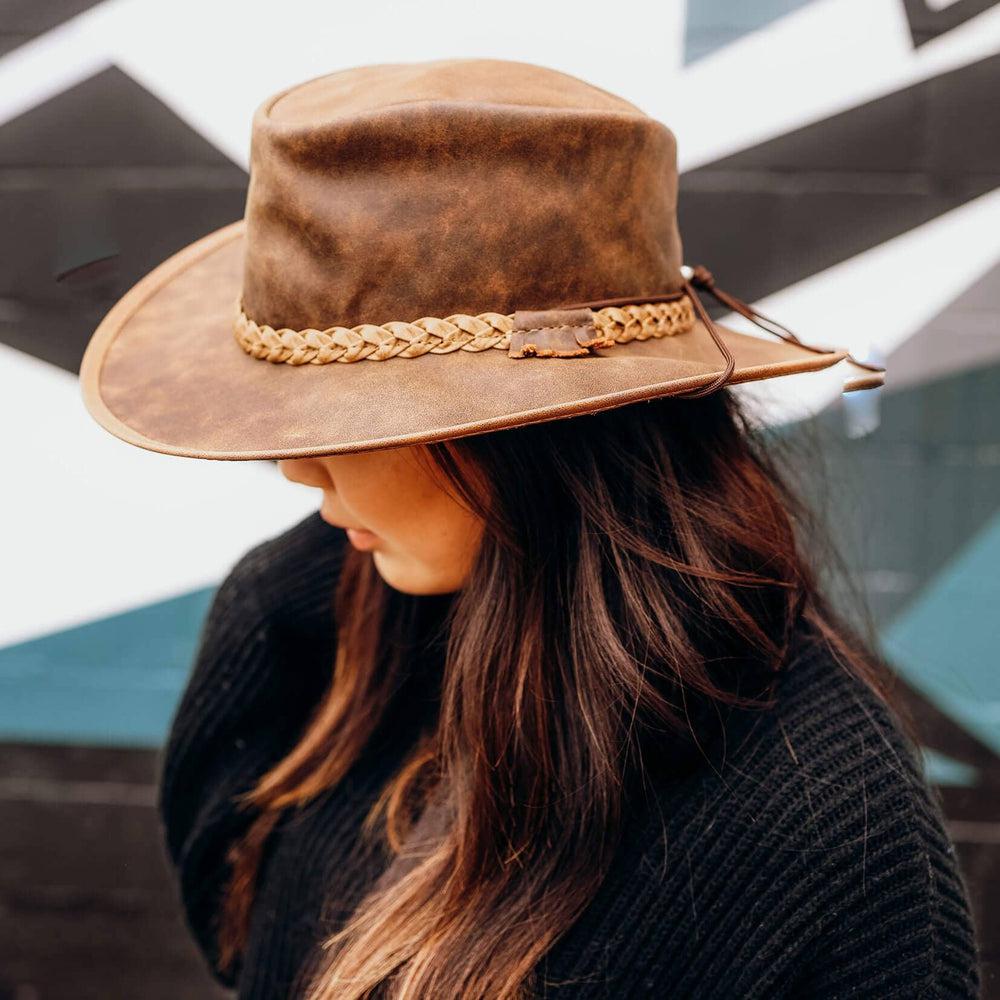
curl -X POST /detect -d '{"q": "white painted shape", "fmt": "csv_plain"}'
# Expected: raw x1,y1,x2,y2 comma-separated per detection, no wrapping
0,345,321,648
109,0,687,169
670,0,1000,170
731,186,1000,425
926,0,964,11
2,0,998,178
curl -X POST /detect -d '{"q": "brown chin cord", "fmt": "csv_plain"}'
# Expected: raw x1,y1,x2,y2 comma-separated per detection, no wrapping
568,265,886,398
678,265,886,397
676,268,737,398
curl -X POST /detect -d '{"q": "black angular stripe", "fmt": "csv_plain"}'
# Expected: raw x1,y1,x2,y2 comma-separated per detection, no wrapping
0,66,247,373
0,0,106,58
902,0,1000,48
678,53,1000,303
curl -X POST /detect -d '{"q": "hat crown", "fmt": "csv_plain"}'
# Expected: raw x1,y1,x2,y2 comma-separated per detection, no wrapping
266,58,648,125
240,58,684,330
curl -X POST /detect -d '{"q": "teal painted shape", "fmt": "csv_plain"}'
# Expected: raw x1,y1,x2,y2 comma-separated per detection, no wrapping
920,747,978,787
0,588,215,748
881,509,1000,757
684,0,819,64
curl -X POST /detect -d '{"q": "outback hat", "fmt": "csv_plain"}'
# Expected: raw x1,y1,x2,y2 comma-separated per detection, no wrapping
79,58,884,461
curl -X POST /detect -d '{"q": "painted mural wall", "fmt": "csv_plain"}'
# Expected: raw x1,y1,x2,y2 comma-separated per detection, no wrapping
1,1,997,995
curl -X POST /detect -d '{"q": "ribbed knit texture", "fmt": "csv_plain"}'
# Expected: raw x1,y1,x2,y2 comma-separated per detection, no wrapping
158,511,981,999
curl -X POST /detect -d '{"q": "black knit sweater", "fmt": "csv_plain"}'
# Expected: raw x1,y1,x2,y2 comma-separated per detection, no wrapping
158,511,981,999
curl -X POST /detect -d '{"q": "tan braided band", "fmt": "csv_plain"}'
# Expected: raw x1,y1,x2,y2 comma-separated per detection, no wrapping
232,294,697,365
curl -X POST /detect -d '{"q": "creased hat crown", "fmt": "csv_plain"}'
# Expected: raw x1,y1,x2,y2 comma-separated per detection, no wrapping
240,58,684,331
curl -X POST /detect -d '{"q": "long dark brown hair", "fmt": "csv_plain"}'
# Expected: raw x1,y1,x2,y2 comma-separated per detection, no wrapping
216,388,909,999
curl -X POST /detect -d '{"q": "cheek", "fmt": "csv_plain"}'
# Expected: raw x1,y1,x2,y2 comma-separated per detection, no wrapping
338,457,431,541
326,450,483,587
407,505,480,562
373,490,478,563
374,506,483,594
372,484,483,580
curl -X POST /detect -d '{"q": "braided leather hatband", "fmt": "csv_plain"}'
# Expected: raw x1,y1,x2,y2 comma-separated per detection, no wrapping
233,295,697,365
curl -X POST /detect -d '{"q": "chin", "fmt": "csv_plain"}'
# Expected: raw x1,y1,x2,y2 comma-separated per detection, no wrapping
370,550,460,596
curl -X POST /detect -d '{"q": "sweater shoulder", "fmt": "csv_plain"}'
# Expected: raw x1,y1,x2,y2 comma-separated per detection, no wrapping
636,631,965,917
620,636,980,996
748,638,981,993
704,634,933,849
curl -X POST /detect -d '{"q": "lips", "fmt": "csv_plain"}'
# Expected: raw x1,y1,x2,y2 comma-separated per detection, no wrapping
318,499,380,549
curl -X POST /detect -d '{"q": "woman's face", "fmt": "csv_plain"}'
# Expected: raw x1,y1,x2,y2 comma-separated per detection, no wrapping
277,446,484,595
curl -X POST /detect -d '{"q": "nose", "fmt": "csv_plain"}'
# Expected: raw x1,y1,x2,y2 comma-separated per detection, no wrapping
277,458,329,489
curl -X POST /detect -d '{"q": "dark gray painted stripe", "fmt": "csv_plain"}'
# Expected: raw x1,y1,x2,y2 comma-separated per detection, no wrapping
0,66,247,373
903,0,1000,48
679,53,1000,304
0,0,106,58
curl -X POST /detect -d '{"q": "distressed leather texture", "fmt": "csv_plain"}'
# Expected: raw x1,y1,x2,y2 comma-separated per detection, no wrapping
240,59,683,330
508,308,606,358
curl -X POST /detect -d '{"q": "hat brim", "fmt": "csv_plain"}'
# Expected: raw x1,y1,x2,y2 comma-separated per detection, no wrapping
81,220,870,461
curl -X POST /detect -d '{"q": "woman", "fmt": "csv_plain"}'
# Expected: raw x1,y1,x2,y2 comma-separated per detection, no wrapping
79,59,979,998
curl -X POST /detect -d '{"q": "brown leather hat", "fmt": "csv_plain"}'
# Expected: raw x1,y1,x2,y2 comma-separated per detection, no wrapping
80,58,884,461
